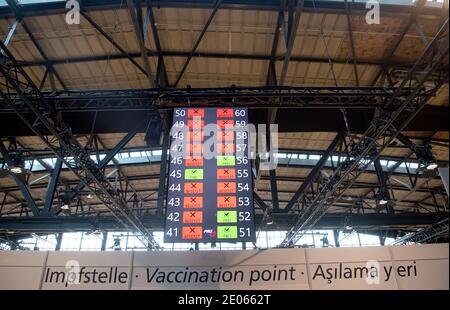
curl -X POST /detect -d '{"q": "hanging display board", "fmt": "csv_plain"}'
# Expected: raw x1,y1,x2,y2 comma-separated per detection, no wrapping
164,108,255,243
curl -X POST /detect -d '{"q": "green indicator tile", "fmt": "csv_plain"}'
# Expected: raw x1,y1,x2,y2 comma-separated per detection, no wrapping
217,226,238,239
217,211,237,223
217,156,236,166
185,169,204,180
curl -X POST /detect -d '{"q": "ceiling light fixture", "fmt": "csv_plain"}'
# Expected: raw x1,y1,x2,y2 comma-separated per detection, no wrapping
426,162,439,170
379,199,389,205
375,190,390,206
9,167,23,174
416,144,438,171
264,209,274,225
61,204,70,210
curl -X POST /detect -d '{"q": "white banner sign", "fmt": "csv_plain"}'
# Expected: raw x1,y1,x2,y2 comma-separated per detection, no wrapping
0,244,448,290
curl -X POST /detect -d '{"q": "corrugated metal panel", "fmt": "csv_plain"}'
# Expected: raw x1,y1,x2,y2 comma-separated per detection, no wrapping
173,57,267,87
1,7,447,90
53,58,155,89
291,13,347,57
278,132,336,150
429,84,449,106
154,7,276,54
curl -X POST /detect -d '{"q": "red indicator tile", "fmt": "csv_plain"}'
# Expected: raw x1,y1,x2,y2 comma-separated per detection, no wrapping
185,143,203,155
188,108,205,118
217,182,236,194
184,182,203,194
216,119,234,130
217,196,237,208
188,119,204,130
185,156,204,167
217,131,234,142
183,196,203,209
182,226,202,239
217,143,235,154
182,211,203,224
186,131,203,142
217,168,236,180
217,108,234,118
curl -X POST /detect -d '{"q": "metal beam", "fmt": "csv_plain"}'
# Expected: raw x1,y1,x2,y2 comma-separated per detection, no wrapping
254,191,268,212
1,19,18,51
260,1,291,202
392,218,449,245
0,192,7,215
371,0,427,86
96,135,141,202
0,141,40,216
333,230,340,247
0,186,441,214
20,50,405,68
284,132,342,213
0,87,447,134
3,144,436,173
80,11,153,83
145,0,169,87
269,169,279,212
414,20,430,47
266,3,284,86
100,232,107,250
396,132,418,151
379,232,386,246
65,121,144,203
21,23,68,91
344,0,359,86
280,18,449,246
279,0,303,87
42,159,62,215
48,66,56,91
4,0,19,16
0,41,160,248
0,213,446,234
55,233,63,250
173,0,222,87
127,0,155,87
39,68,49,91
156,115,169,216
374,159,394,214
268,0,304,125
5,0,67,90
261,2,285,205
1,168,442,197
0,0,445,19
1,86,415,108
